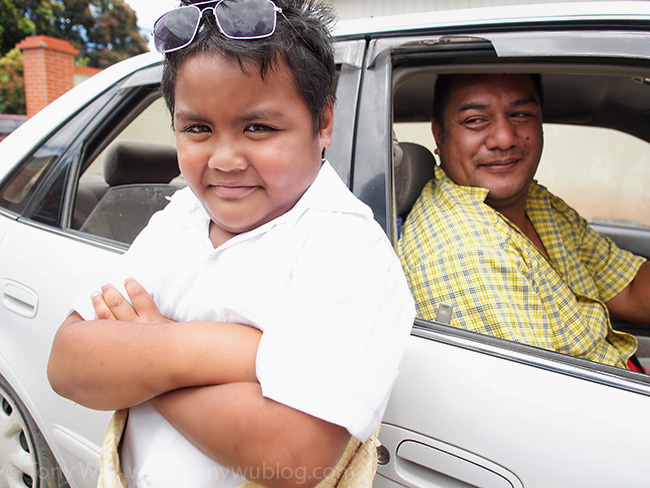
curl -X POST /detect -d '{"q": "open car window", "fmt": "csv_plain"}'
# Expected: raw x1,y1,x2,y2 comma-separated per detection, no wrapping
72,95,182,245
389,32,650,376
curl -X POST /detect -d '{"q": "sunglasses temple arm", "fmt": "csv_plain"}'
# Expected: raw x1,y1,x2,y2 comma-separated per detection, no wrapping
279,10,315,53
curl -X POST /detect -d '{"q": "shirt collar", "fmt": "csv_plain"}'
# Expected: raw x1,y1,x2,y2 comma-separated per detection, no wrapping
434,165,490,202
183,159,373,249
292,159,373,218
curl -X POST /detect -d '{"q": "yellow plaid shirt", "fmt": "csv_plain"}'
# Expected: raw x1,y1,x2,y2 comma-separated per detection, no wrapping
397,166,646,369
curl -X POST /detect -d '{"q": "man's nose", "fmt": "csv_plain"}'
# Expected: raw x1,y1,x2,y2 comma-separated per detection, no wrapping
486,116,517,150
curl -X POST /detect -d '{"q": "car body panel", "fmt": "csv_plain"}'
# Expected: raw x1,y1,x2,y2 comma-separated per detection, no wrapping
0,217,118,485
1,3,650,487
375,324,650,487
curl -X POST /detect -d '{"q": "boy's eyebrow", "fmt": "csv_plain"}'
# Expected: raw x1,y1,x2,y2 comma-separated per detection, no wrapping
173,111,212,124
173,109,287,124
235,109,286,124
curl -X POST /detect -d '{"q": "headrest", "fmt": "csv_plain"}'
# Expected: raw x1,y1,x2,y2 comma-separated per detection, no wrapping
103,141,180,186
394,141,436,216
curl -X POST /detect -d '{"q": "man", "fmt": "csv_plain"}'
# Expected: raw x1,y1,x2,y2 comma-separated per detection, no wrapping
397,73,650,371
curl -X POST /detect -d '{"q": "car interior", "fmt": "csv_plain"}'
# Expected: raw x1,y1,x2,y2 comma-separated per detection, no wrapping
76,141,184,243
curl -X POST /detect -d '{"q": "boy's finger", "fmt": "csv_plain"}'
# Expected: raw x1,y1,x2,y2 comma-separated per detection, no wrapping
91,291,115,320
100,283,137,321
124,278,164,321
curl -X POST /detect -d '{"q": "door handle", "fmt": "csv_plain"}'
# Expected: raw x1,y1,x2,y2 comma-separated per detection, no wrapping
2,280,38,318
377,424,522,488
396,440,513,488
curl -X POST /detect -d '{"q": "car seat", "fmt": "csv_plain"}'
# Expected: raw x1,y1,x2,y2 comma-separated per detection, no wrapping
393,140,436,233
79,141,184,244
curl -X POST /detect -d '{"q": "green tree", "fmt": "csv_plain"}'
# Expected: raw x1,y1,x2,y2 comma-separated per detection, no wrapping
0,0,148,68
0,48,25,114
0,0,66,55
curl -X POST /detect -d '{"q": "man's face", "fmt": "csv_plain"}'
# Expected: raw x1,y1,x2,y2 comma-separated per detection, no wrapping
432,74,544,211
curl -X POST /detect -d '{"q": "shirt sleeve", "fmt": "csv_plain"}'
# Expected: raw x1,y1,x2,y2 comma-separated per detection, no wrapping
255,214,415,442
574,216,646,302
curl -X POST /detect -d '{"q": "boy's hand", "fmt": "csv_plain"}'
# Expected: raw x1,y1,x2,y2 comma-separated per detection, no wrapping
92,278,171,324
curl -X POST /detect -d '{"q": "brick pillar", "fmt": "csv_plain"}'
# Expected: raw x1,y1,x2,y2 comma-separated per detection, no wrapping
16,36,79,117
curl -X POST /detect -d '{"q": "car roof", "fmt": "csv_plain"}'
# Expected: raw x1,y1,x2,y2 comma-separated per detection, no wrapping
332,1,650,39
330,2,650,143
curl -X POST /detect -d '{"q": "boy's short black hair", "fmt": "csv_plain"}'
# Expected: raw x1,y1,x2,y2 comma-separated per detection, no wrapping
432,73,544,130
161,0,337,134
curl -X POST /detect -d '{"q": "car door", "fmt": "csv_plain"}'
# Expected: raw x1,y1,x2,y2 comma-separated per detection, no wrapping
347,19,650,487
0,84,126,487
0,58,178,488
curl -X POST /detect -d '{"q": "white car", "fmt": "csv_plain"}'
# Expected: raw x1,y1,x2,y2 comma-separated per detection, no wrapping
2,2,650,487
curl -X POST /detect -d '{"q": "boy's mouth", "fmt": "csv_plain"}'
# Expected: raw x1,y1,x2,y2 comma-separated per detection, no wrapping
211,183,256,199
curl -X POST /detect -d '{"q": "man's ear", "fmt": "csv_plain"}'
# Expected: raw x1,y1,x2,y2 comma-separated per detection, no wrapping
318,99,335,149
431,118,443,146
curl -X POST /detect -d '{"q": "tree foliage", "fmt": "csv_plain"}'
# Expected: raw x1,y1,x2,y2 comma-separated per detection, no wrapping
0,48,25,114
0,0,149,68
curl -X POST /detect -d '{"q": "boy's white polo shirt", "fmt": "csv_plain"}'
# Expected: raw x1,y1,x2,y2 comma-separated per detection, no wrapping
74,161,415,487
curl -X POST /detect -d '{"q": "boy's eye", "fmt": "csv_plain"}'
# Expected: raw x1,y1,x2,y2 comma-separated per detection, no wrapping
182,124,211,134
245,123,277,134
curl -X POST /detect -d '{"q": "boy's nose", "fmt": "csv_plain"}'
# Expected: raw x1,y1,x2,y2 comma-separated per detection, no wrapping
207,143,248,171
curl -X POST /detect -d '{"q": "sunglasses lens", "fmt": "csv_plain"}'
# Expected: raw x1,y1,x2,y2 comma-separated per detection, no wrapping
215,0,277,38
154,7,202,52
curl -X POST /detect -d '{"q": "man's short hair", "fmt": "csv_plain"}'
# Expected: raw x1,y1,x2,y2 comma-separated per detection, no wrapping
432,73,544,129
161,0,337,134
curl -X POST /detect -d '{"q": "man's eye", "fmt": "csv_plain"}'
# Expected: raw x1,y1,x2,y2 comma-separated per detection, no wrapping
464,117,487,127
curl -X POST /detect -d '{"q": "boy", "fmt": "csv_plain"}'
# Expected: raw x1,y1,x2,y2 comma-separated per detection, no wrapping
47,0,415,487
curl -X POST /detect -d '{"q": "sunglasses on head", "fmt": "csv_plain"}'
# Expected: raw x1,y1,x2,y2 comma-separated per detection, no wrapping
154,0,282,53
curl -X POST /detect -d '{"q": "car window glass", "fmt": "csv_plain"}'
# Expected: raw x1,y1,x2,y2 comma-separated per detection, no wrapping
29,159,70,226
77,97,175,189
73,96,180,245
0,96,105,216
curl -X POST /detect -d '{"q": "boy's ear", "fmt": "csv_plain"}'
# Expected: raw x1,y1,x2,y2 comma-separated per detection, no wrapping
318,99,335,149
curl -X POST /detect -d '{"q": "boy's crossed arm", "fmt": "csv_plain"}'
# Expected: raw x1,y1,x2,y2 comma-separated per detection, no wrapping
47,277,261,410
152,383,349,488
47,279,349,488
